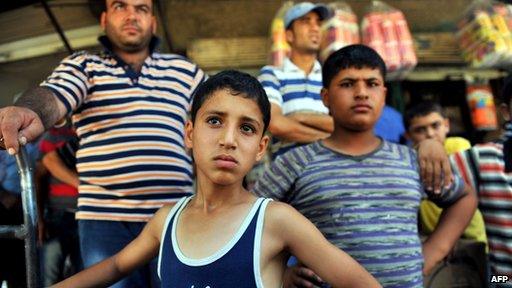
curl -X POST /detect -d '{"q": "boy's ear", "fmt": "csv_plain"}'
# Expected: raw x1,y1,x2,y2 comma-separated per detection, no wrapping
255,135,270,162
500,103,511,121
404,131,411,141
443,117,450,134
185,120,194,149
320,87,329,108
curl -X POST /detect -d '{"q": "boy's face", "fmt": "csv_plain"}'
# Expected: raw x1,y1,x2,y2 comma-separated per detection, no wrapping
406,112,449,145
185,89,269,186
321,67,386,132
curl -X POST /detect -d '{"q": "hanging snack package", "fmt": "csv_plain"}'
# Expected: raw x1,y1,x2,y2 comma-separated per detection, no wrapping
466,80,498,131
456,0,512,68
319,2,359,63
268,1,294,67
361,0,417,80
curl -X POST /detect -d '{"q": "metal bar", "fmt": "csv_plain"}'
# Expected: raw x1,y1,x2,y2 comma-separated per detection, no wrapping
0,225,25,239
15,147,41,288
40,0,74,54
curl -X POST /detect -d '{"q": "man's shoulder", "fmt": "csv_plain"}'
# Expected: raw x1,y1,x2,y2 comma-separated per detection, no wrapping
151,52,197,65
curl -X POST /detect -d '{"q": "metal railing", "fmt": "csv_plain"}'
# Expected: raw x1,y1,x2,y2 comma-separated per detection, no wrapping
0,147,41,287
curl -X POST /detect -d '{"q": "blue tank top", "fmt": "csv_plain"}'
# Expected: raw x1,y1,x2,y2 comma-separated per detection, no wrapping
158,197,271,288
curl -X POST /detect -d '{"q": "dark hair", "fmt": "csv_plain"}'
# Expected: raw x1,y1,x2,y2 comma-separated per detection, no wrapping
501,75,512,106
190,70,271,134
322,44,386,88
403,101,445,130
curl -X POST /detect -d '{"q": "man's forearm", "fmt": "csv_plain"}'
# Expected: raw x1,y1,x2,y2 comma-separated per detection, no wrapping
270,118,330,143
14,87,63,130
289,113,334,133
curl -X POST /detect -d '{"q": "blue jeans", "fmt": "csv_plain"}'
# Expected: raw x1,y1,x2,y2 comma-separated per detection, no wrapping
78,220,160,288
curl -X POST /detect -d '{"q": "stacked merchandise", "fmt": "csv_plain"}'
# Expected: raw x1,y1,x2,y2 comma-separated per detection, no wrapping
319,2,360,63
268,1,294,67
456,0,512,68
361,1,417,80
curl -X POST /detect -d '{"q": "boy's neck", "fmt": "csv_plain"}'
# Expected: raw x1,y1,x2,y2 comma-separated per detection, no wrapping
192,175,253,213
323,128,382,156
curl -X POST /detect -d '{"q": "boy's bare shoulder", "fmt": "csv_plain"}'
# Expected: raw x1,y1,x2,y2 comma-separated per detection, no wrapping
264,201,302,225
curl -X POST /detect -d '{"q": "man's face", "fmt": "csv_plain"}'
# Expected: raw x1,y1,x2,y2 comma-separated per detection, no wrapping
185,90,269,187
406,112,449,145
101,0,156,53
321,67,386,132
286,11,322,54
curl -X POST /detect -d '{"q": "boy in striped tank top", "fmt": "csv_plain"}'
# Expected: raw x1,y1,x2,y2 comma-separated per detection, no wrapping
254,45,478,288
52,71,380,287
448,77,512,287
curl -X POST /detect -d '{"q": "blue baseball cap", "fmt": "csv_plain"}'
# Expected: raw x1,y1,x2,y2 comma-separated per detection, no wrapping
284,2,332,29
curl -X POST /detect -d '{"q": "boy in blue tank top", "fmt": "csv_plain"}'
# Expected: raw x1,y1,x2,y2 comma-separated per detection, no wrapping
53,70,380,287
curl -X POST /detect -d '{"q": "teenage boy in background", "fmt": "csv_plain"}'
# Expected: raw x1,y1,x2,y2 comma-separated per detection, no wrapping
404,101,487,248
254,45,477,287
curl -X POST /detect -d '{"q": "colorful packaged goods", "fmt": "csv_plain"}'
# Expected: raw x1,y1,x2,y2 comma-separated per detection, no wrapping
268,1,294,67
319,2,360,63
466,80,498,131
361,1,417,80
456,0,512,68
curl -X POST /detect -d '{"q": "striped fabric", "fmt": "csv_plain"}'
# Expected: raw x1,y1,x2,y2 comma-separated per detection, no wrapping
40,38,205,222
254,140,465,287
451,142,512,282
258,58,328,158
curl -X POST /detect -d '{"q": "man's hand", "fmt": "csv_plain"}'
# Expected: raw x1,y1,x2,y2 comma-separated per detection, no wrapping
283,263,324,288
416,139,453,194
0,106,44,154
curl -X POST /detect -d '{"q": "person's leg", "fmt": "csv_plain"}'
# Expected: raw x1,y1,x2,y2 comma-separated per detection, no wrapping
0,196,26,288
42,237,65,286
78,220,151,288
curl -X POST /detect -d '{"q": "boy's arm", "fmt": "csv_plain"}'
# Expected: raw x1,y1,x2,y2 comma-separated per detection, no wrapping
267,202,381,288
52,205,173,288
422,181,477,275
42,150,79,188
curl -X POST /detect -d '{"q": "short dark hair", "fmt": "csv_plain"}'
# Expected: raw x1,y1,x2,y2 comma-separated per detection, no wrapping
190,70,271,134
322,44,387,88
403,101,445,130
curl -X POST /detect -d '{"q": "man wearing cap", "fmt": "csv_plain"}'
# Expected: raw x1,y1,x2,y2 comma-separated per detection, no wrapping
258,2,333,159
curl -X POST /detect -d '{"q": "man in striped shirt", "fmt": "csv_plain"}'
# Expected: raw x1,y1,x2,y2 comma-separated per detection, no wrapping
259,2,334,159
450,78,512,287
0,0,204,286
254,45,477,287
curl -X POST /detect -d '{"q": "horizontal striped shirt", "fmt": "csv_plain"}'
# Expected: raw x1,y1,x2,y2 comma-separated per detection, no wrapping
258,58,327,158
451,142,512,283
253,140,465,287
41,37,205,222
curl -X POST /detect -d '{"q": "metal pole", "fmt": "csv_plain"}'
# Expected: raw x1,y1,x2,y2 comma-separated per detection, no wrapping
15,146,41,288
41,0,74,54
